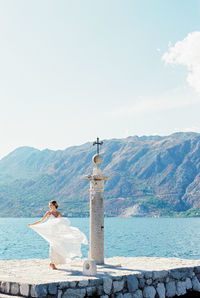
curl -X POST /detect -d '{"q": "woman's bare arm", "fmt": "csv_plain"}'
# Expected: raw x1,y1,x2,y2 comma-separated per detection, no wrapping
58,211,62,217
28,211,50,226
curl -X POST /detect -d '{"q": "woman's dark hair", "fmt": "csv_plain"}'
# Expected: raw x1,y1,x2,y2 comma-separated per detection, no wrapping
50,200,59,209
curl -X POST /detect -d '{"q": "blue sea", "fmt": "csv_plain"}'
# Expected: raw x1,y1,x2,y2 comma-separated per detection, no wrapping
0,217,200,260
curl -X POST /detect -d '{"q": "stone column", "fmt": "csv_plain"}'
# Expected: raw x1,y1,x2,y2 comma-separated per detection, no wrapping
86,154,109,265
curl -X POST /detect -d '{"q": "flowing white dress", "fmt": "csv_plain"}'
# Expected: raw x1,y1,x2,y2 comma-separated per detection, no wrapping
30,214,88,265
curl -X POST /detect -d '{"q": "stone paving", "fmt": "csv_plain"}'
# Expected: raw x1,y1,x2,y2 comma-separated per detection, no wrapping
1,257,200,284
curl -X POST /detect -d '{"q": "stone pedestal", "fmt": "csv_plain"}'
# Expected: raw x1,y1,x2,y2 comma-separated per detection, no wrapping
83,259,97,275
86,167,109,265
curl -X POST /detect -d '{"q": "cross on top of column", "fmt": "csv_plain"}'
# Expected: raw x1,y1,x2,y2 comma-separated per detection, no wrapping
93,137,103,155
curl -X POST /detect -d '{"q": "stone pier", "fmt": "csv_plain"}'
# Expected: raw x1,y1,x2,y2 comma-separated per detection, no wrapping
1,257,200,297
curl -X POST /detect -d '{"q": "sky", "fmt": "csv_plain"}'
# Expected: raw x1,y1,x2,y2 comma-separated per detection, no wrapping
0,0,200,158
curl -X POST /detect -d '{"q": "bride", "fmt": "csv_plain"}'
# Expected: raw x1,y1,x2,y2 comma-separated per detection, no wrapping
28,200,88,270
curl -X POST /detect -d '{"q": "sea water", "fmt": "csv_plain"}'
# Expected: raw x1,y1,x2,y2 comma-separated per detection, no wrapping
0,217,200,260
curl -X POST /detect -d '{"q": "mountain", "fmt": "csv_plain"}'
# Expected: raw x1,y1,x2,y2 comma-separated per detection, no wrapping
0,132,200,217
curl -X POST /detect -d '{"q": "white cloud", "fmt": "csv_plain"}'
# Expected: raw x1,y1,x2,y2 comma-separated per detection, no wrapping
162,31,200,95
111,87,199,118
111,32,200,119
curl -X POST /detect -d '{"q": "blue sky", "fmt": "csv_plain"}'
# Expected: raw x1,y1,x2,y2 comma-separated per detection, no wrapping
0,0,200,158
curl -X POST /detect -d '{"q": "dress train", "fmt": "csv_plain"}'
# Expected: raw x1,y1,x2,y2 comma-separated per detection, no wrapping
30,215,88,265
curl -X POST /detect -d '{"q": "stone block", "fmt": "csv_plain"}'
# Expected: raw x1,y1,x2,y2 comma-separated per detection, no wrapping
192,276,200,292
144,272,152,279
10,283,19,295
30,285,37,297
58,282,69,289
133,289,143,298
83,259,97,276
89,278,102,286
86,286,97,296
97,285,104,296
31,284,48,297
196,273,200,282
127,275,139,292
176,281,186,296
169,269,183,280
146,279,152,286
48,283,58,295
185,277,192,290
78,280,89,287
103,277,112,295
166,281,176,297
123,293,133,298
152,270,168,280
0,282,10,294
143,286,156,298
113,280,125,293
194,266,200,274
156,283,165,298
185,268,194,278
20,283,30,296
58,290,63,298
138,278,145,289
63,288,86,298
116,294,123,298
136,273,144,279
169,269,188,280
69,281,77,288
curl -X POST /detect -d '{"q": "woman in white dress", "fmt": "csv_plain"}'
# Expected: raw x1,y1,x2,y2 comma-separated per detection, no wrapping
28,200,88,270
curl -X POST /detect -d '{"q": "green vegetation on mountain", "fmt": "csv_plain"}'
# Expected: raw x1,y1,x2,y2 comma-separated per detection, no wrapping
0,132,200,217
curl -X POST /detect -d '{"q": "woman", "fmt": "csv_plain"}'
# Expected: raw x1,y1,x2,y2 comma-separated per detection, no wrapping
28,200,88,270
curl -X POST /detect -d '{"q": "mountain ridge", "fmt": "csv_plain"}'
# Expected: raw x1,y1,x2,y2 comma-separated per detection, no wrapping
0,132,200,217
